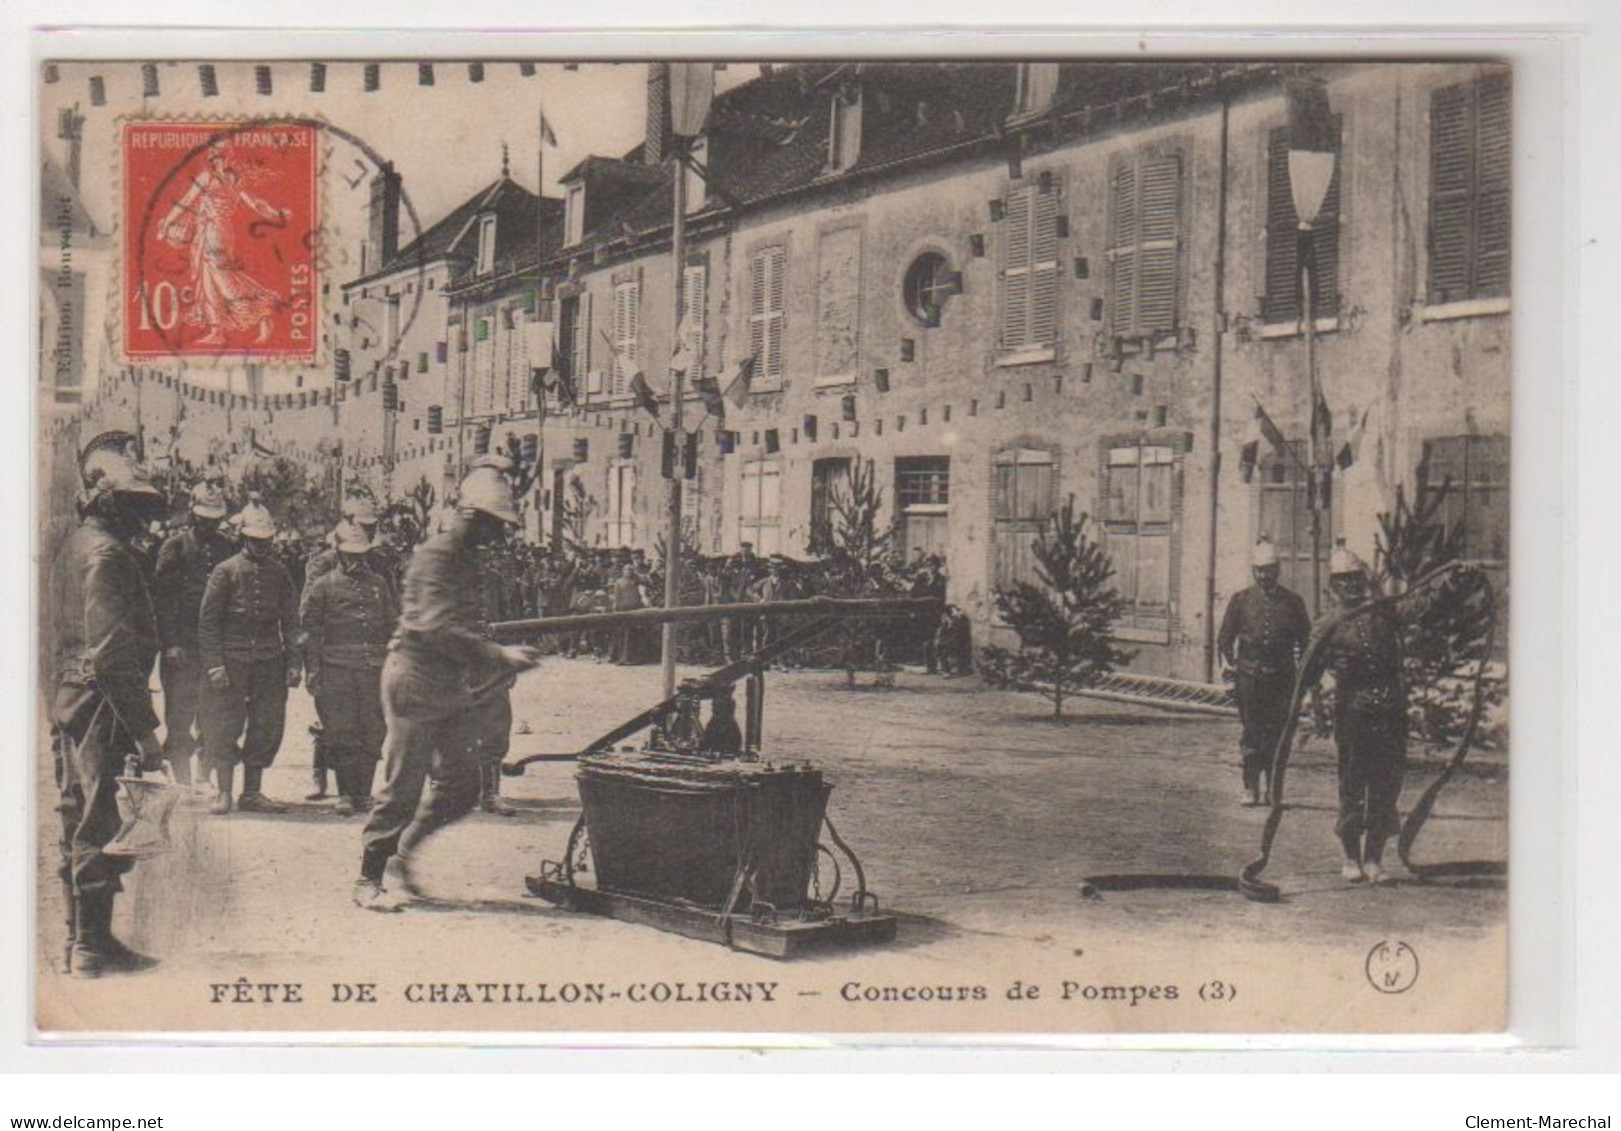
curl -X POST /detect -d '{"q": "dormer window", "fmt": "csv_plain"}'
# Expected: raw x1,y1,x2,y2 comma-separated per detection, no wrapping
476,214,497,275
828,85,863,172
565,182,585,246
684,135,708,213
1014,63,1059,117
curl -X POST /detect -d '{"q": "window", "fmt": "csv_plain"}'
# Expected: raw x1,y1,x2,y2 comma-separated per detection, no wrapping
1264,121,1342,324
476,214,497,276
606,462,637,548
611,279,639,398
385,296,402,352
1256,440,1335,613
1428,74,1511,305
1103,443,1176,632
904,252,955,327
991,448,1056,593
828,85,863,171
894,456,950,562
559,292,593,394
1000,182,1061,356
1014,63,1059,117
680,263,707,380
564,182,585,247
1107,151,1183,341
740,457,782,554
749,245,787,383
1418,434,1508,588
810,457,852,555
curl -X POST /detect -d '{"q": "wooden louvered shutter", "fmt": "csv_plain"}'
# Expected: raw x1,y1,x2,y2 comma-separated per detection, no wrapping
750,251,767,373
1030,185,1060,345
1001,187,1032,349
1428,83,1474,304
1474,75,1511,298
750,246,785,381
577,291,597,394
766,248,784,381
1136,153,1182,336
682,263,707,379
1264,128,1300,323
1107,164,1137,339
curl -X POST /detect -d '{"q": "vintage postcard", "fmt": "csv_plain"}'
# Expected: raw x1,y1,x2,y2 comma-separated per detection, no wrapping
36,56,1510,1037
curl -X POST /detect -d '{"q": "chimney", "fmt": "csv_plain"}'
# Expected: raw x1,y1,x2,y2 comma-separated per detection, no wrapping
57,107,84,189
644,63,670,166
368,162,402,268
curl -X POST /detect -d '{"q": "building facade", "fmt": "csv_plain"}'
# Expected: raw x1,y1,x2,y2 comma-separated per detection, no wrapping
63,60,1508,682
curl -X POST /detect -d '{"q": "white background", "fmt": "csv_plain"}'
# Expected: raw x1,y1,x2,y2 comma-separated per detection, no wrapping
2,0,1616,1118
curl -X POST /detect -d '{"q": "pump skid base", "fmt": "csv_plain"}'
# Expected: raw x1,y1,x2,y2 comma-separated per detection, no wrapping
524,877,897,959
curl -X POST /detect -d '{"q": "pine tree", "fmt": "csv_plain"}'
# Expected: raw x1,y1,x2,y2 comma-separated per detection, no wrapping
1373,483,1506,749
992,497,1132,718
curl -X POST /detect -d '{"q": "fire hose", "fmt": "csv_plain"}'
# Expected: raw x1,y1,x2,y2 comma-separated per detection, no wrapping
1082,562,1501,903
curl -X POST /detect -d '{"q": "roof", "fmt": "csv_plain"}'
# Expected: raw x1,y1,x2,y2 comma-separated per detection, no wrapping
347,176,563,290
536,60,1280,274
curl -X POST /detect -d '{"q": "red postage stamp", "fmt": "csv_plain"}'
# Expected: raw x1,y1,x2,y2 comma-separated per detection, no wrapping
122,120,318,361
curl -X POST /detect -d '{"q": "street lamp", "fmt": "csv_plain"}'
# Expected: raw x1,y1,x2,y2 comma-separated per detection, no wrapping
660,62,715,699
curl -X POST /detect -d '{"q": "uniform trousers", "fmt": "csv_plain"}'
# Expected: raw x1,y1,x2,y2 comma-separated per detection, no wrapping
360,650,480,883
159,650,204,778
199,656,288,770
1334,707,1407,844
1235,667,1296,792
313,665,385,801
52,692,137,898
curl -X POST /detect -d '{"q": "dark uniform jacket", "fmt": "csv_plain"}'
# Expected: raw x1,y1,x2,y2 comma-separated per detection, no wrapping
197,550,302,675
1218,584,1312,677
49,517,161,738
1312,605,1405,721
393,530,508,700
301,559,399,674
151,525,237,650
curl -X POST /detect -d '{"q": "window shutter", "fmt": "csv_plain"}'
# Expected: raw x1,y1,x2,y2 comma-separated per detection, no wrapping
1029,186,1061,345
750,247,785,381
1136,153,1181,335
577,292,597,394
750,251,766,373
683,263,707,379
1001,186,1033,349
767,247,785,381
1474,75,1512,298
1264,128,1301,323
1428,83,1474,304
1108,164,1138,338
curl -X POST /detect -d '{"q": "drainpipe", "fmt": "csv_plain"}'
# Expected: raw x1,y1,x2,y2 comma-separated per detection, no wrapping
1202,96,1232,683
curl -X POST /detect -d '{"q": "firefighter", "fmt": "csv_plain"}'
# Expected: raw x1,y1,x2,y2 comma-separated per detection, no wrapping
197,497,302,815
467,452,520,817
353,466,540,911
1302,541,1408,885
301,519,397,817
47,438,168,978
302,489,392,802
150,479,235,788
1217,539,1312,806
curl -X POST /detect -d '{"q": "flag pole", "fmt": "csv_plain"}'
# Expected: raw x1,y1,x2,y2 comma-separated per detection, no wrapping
661,138,687,700
535,102,547,545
